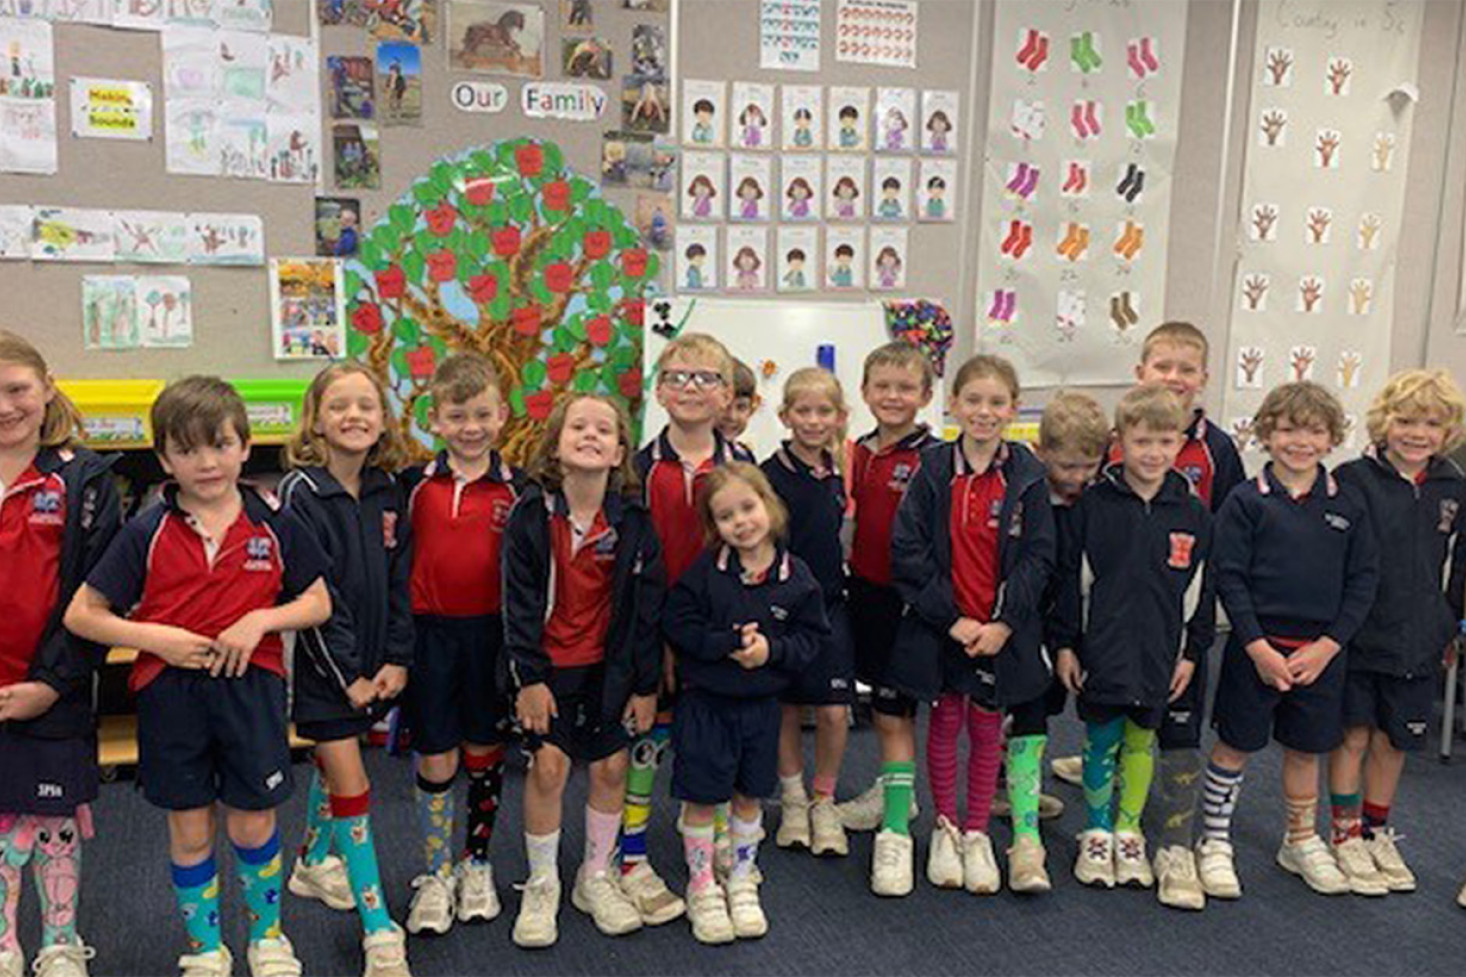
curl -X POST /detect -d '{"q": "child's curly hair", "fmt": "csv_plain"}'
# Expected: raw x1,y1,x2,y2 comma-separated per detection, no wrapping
1365,369,1466,453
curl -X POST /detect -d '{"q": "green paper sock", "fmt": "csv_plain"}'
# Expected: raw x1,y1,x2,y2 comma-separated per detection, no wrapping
1006,735,1046,841
881,761,916,836
1115,721,1157,834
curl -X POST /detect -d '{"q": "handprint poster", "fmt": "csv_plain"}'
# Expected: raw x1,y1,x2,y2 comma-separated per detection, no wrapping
974,0,1188,385
1225,0,1422,460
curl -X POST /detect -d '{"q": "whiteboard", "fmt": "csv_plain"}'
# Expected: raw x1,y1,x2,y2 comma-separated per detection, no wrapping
642,297,947,459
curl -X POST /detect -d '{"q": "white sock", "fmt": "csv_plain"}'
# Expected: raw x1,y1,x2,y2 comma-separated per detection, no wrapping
780,773,807,801
526,830,560,883
730,811,763,881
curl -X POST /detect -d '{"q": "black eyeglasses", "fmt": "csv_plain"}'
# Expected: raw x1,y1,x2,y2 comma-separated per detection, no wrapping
659,369,725,390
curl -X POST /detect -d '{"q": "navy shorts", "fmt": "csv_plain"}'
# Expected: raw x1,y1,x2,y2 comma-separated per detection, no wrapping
523,666,630,764
1343,669,1434,752
405,614,511,755
850,577,918,717
1077,698,1166,731
1007,677,1067,737
782,597,854,706
0,728,98,816
673,689,780,804
295,711,377,745
137,668,294,812
1213,635,1346,754
1158,650,1208,751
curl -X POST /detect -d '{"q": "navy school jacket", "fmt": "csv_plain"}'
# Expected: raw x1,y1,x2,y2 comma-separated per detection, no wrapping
761,443,847,603
10,447,120,740
663,544,829,699
278,465,414,724
1213,463,1380,647
1052,467,1215,711
1334,449,1466,677
499,483,665,717
889,439,1056,705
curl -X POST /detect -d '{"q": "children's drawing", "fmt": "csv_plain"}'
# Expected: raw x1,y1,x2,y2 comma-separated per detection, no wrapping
826,155,866,221
871,157,911,221
82,276,140,351
780,155,821,222
868,226,907,291
137,275,193,347
32,207,115,262
113,210,190,264
188,212,265,265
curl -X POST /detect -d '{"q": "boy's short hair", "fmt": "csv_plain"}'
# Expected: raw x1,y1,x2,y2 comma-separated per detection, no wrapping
862,341,934,393
834,244,854,258
699,462,788,542
730,358,757,399
1365,368,1466,452
655,332,734,382
152,376,249,453
1253,381,1346,445
952,353,1020,401
1039,390,1109,456
430,352,501,406
1141,321,1209,362
1115,384,1188,435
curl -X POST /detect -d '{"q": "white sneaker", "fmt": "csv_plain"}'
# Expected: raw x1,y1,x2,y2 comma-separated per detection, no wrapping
926,816,964,889
1074,829,1115,888
809,799,848,857
1051,755,1084,787
0,948,19,977
1114,831,1155,888
1332,837,1389,897
288,855,356,911
617,862,685,925
1458,875,1466,909
961,831,1001,895
837,779,919,831
453,859,501,922
725,877,767,939
512,877,561,949
1364,829,1417,892
32,943,96,977
871,830,914,897
1277,836,1350,895
685,885,735,945
405,872,455,936
1153,845,1205,911
776,793,811,849
1006,836,1051,894
361,924,412,977
1196,838,1242,899
244,936,301,977
572,868,643,936
178,947,233,977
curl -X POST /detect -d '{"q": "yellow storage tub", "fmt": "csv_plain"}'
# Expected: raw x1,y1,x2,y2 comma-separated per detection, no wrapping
57,379,165,449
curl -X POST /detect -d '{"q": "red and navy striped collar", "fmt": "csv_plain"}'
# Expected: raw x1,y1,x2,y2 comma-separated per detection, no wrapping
1255,462,1337,499
774,441,839,479
423,449,515,485
953,438,1010,478
714,542,793,584
160,481,280,522
649,426,744,467
855,424,932,456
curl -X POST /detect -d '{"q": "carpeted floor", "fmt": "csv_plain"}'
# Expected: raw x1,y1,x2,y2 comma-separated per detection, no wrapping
19,655,1466,976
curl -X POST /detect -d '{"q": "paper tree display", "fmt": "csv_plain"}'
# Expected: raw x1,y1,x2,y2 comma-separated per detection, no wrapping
344,138,656,461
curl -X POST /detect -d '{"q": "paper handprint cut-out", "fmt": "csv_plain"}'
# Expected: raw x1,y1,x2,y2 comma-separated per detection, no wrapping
1237,346,1265,387
1358,213,1382,250
1266,48,1293,86
1260,109,1287,146
1242,273,1269,311
1349,278,1373,315
1299,276,1323,313
1251,204,1278,242
1229,417,1256,453
1316,130,1341,168
1306,208,1332,244
1337,350,1363,389
1290,345,1317,381
1372,132,1396,172
1326,58,1352,95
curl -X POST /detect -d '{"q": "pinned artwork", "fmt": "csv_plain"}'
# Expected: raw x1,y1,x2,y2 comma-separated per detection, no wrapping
1288,344,1317,382
681,79,725,148
917,157,955,223
828,85,869,152
0,19,57,174
377,41,423,126
730,81,775,150
836,0,917,69
630,24,666,76
874,87,916,153
620,73,669,133
69,78,153,140
563,36,612,79
728,154,772,222
188,212,265,265
270,257,346,360
776,224,818,293
680,150,725,221
328,56,376,119
81,276,140,351
760,0,821,72
780,84,822,152
561,0,593,31
677,223,719,292
113,210,190,264
315,197,361,258
333,121,382,189
1235,345,1265,390
0,206,33,260
633,192,673,252
448,0,544,77
780,155,822,222
868,225,908,291
725,225,770,293
32,207,115,262
136,275,194,348
370,0,435,44
871,156,912,222
920,89,958,155
266,112,322,183
825,225,864,291
826,155,866,221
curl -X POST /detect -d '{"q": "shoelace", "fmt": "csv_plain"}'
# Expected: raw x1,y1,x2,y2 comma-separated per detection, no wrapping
1118,837,1144,860
875,839,905,870
33,944,97,977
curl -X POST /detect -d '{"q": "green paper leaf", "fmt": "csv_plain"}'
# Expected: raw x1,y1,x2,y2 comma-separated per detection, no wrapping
509,194,533,224
553,326,574,352
574,369,597,393
389,203,415,234
487,201,508,225
414,395,432,433
360,239,383,271
590,262,613,290
611,346,637,369
468,231,490,259
522,360,547,387
413,181,441,208
644,252,661,279
402,250,425,285
347,330,368,357
343,269,362,299
489,294,510,321
508,385,526,417
390,347,409,380
531,280,552,304
393,316,420,343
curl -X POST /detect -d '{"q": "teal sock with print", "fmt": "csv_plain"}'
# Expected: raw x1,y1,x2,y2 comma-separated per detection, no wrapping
234,829,284,945
1082,717,1125,832
171,855,222,954
332,792,394,935
301,761,334,866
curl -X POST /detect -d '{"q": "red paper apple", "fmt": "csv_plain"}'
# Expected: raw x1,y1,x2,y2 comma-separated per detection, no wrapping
586,315,613,346
375,266,405,299
617,368,643,401
621,299,645,327
492,226,521,257
583,230,611,259
512,305,543,337
526,390,555,420
352,302,384,335
406,347,436,379
426,203,458,237
427,250,457,283
546,353,576,385
621,249,648,278
464,178,495,206
542,180,570,211
544,262,573,293
467,273,497,304
515,143,544,177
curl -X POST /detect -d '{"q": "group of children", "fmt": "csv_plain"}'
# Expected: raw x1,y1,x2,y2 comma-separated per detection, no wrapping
0,318,1464,977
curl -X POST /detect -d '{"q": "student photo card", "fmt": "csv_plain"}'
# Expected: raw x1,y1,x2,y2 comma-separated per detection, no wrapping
731,80,776,150
682,78,726,147
777,224,819,293
826,154,867,221
676,223,719,292
781,83,823,152
680,150,725,221
780,154,822,222
729,153,773,222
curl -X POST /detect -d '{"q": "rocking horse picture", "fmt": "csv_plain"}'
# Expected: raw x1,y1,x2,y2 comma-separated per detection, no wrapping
447,0,545,78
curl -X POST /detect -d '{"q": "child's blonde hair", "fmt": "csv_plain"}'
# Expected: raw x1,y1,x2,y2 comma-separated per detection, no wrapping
1039,390,1109,457
1253,381,1346,446
655,332,734,383
430,352,501,406
1365,368,1466,453
781,367,849,455
951,354,1020,401
1115,384,1188,435
1141,321,1209,362
287,362,412,471
861,341,934,393
527,393,640,499
699,461,788,543
0,329,83,449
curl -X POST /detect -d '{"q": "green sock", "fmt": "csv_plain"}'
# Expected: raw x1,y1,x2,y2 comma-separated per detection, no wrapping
1082,30,1102,70
301,765,334,866
713,802,730,846
1082,718,1124,831
233,831,283,945
333,796,395,935
1115,721,1157,834
170,856,222,955
881,761,916,836
1006,735,1046,841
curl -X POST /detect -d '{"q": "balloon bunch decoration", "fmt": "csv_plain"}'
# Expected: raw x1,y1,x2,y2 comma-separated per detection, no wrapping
883,298,954,377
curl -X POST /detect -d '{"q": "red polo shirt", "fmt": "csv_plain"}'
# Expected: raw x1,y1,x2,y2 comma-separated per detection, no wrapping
1109,414,1218,506
639,430,748,585
849,426,931,586
543,509,616,668
0,463,65,686
950,447,1007,623
409,453,518,616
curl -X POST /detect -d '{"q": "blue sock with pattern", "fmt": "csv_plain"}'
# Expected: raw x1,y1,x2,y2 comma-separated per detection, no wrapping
415,773,455,877
300,761,334,867
233,829,284,945
1082,717,1125,831
171,856,222,955
332,792,395,935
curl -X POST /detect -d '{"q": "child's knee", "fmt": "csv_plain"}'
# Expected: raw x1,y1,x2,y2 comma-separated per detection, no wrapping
815,706,848,731
1341,725,1372,752
225,808,277,848
167,808,216,858
1210,741,1249,770
529,747,571,792
418,749,460,784
590,751,629,789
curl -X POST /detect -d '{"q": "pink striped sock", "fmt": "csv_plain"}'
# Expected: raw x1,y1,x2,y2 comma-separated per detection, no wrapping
927,693,965,825
964,703,1004,834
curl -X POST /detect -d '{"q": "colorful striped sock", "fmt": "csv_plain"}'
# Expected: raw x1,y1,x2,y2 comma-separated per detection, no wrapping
620,722,670,875
1285,792,1318,847
926,693,965,826
963,703,1003,834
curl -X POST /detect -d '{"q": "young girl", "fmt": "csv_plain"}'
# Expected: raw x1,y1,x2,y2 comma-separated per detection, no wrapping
663,463,828,944
785,178,814,220
279,363,415,977
501,395,664,949
735,177,764,221
890,354,1055,894
732,247,761,291
760,370,854,860
832,177,860,219
883,107,908,151
926,110,952,153
0,331,119,977
688,175,717,219
740,104,767,148
875,247,902,289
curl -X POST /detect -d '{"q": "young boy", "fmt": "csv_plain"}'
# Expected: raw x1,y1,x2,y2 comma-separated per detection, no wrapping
832,342,935,896
65,377,332,977
620,333,752,924
718,358,761,455
1052,386,1214,900
400,355,525,935
1052,321,1246,905
1202,382,1379,899
1329,370,1466,896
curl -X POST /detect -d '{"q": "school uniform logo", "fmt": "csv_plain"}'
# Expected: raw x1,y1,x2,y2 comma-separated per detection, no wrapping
243,536,274,571
887,462,915,492
1167,532,1196,569
987,499,1002,530
1323,512,1351,532
1440,499,1459,534
592,527,619,562
491,497,513,530
382,511,399,549
770,604,789,621
1180,465,1204,490
29,490,64,526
